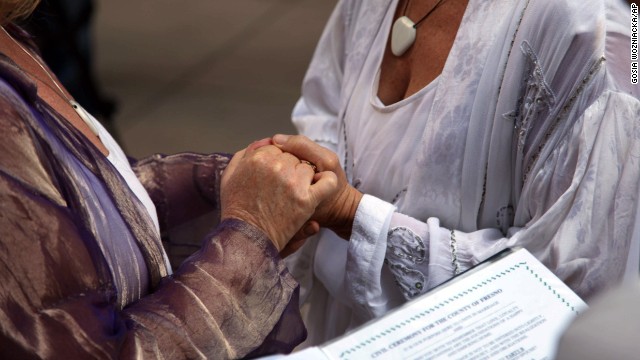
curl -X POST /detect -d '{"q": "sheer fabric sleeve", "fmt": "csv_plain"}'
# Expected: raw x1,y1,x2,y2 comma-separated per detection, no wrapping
131,153,230,231
0,180,305,359
0,91,305,359
131,153,230,267
121,219,306,359
348,91,640,317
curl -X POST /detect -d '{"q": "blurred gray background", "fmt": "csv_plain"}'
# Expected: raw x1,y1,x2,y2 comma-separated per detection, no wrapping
94,0,336,158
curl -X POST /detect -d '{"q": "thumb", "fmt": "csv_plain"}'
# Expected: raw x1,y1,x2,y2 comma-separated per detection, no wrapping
309,170,338,207
272,134,292,147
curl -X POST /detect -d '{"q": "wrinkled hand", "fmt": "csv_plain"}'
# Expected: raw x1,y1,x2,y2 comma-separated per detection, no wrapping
272,134,363,239
221,139,338,251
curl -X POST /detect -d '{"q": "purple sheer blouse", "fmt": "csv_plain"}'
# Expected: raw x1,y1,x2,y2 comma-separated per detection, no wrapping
0,25,305,359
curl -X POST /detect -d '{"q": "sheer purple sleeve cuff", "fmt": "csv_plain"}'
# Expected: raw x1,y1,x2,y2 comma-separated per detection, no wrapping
122,218,306,358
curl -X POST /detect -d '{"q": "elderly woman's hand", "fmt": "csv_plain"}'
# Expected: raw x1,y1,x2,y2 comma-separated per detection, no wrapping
220,139,338,252
272,134,363,240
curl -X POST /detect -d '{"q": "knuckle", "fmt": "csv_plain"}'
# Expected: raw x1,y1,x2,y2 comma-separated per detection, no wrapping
286,176,298,189
327,173,339,188
324,154,339,170
271,160,285,173
252,152,274,168
248,151,265,164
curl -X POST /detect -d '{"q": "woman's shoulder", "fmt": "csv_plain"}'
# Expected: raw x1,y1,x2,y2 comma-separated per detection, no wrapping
0,61,66,206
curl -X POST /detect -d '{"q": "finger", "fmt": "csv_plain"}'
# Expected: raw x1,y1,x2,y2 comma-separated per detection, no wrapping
246,138,273,153
295,160,318,182
249,144,283,158
280,151,303,166
308,171,339,206
272,134,337,172
291,221,320,243
279,152,315,182
280,238,306,258
280,221,318,258
278,152,316,184
298,160,318,173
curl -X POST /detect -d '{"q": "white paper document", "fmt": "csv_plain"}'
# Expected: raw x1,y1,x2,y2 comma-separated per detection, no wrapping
270,248,587,360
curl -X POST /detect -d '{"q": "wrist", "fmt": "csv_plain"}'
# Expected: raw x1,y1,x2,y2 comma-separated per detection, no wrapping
213,218,283,258
329,188,363,240
221,210,284,252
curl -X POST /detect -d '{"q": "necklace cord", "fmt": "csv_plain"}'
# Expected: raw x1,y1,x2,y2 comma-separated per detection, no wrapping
403,0,450,29
1,26,73,104
1,26,101,137
402,0,411,16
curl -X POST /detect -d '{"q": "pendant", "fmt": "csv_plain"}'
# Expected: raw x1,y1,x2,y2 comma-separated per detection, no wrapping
391,16,416,57
70,100,100,137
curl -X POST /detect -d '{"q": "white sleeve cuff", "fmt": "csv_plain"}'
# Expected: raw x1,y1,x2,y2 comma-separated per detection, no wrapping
345,194,397,317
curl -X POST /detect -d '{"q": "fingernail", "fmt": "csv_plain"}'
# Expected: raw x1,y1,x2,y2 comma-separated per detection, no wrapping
273,134,291,145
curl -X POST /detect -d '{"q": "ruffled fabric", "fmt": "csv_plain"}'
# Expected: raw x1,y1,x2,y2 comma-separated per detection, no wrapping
0,24,305,359
287,0,640,345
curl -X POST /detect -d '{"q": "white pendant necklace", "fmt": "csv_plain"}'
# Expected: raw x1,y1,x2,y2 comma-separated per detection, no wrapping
391,0,449,57
1,26,101,137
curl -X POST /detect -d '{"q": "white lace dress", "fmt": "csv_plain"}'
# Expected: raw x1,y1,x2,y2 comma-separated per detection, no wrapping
287,0,640,346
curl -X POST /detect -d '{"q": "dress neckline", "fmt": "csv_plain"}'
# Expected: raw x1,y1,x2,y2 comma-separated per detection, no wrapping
371,0,471,110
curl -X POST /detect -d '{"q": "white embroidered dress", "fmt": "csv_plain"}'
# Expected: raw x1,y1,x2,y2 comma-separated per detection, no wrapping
287,0,640,345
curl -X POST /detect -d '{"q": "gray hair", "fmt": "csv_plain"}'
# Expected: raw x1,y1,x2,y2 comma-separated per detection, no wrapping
0,0,40,24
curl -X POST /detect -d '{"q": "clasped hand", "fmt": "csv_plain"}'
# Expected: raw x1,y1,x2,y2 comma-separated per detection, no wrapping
221,135,363,256
221,138,335,253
